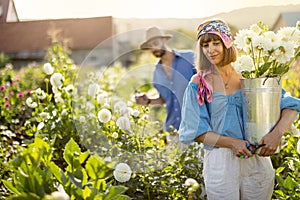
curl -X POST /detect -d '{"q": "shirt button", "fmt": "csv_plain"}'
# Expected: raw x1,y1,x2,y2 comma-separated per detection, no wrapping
176,117,180,121
174,99,177,102
175,108,178,111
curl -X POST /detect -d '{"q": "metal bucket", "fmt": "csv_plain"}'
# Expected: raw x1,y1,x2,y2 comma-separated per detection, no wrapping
241,77,282,143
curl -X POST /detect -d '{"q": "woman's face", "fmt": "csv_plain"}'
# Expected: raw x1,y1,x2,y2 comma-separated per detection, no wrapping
202,39,225,67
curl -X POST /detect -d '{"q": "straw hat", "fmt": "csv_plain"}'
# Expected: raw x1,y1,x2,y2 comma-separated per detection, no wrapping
140,27,172,50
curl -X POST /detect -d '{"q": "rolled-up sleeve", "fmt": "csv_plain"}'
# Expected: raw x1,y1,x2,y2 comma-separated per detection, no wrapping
179,82,212,144
280,89,300,113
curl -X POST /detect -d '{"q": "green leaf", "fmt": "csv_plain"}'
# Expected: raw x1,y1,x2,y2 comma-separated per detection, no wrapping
2,180,21,195
95,179,106,192
103,186,128,200
28,137,52,163
48,161,64,183
68,172,83,189
274,189,285,197
295,49,300,58
275,175,284,188
18,166,29,178
93,196,104,200
283,176,297,190
258,62,271,76
7,192,41,200
276,167,285,174
273,65,289,77
82,185,92,199
85,154,111,180
63,138,81,167
81,168,89,188
112,195,131,200
79,150,90,164
241,71,252,79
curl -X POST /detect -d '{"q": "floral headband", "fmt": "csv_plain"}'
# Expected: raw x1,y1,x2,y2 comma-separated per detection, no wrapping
197,19,233,49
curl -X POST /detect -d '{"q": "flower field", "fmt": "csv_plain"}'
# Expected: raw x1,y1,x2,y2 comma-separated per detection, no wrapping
0,34,300,200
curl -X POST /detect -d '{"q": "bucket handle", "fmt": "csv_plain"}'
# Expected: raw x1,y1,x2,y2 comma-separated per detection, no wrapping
262,76,281,86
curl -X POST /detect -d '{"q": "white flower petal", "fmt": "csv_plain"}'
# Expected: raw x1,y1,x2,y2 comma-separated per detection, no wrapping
184,178,198,186
43,63,54,75
26,97,37,108
88,83,100,97
37,122,45,130
50,73,64,88
113,163,132,182
116,116,131,130
97,108,112,123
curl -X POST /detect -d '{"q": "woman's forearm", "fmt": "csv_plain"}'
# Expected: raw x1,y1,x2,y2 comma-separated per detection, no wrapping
273,108,297,137
195,131,237,149
195,132,252,157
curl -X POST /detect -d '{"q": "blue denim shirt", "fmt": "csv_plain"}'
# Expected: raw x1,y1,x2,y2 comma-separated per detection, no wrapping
179,81,300,149
152,50,196,131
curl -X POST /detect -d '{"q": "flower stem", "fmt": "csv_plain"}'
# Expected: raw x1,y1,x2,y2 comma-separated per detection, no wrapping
250,42,257,77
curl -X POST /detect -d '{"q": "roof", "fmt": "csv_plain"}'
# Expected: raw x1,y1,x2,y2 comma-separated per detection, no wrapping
0,0,19,23
281,11,300,27
0,16,113,53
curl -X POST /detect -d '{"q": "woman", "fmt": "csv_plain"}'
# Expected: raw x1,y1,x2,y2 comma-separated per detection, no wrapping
178,19,300,200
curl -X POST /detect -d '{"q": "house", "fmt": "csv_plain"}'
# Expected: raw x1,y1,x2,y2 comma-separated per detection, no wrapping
0,0,18,22
0,0,118,68
272,11,300,31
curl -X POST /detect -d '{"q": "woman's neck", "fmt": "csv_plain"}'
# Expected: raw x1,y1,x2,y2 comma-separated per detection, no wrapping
217,64,233,75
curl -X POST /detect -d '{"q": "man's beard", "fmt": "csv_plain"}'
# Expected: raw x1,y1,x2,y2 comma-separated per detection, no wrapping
153,49,166,58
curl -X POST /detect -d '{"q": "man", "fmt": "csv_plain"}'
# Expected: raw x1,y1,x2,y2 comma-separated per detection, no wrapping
136,26,196,146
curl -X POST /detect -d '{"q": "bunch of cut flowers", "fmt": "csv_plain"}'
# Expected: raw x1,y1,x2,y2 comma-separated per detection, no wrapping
233,21,300,79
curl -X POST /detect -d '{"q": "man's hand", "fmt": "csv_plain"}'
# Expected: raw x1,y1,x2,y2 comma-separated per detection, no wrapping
135,94,150,105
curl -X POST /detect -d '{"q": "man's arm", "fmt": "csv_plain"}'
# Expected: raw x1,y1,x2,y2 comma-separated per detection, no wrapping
135,94,165,105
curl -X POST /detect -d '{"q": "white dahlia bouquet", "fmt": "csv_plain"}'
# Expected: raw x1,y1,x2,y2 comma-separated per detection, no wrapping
233,21,300,78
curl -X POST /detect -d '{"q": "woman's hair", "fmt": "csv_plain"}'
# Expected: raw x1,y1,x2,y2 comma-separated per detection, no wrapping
195,33,237,72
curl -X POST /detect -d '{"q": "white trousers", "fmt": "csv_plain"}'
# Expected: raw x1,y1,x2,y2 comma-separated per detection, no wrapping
203,148,275,200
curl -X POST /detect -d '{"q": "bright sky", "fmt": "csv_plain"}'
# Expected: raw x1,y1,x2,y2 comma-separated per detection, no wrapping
14,0,300,19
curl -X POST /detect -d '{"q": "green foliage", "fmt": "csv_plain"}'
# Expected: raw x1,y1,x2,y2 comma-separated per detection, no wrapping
2,137,57,199
0,53,10,69
0,67,32,132
0,31,299,200
0,66,39,197
282,65,300,98
2,137,129,199
271,67,300,199
271,133,300,199
23,38,81,168
123,144,205,200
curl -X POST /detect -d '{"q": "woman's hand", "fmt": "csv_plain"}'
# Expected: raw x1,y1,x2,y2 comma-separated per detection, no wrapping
258,108,297,156
258,130,282,156
258,109,297,157
230,138,253,159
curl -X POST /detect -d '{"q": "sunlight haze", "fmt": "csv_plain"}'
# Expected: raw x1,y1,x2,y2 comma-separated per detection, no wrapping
14,0,300,20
